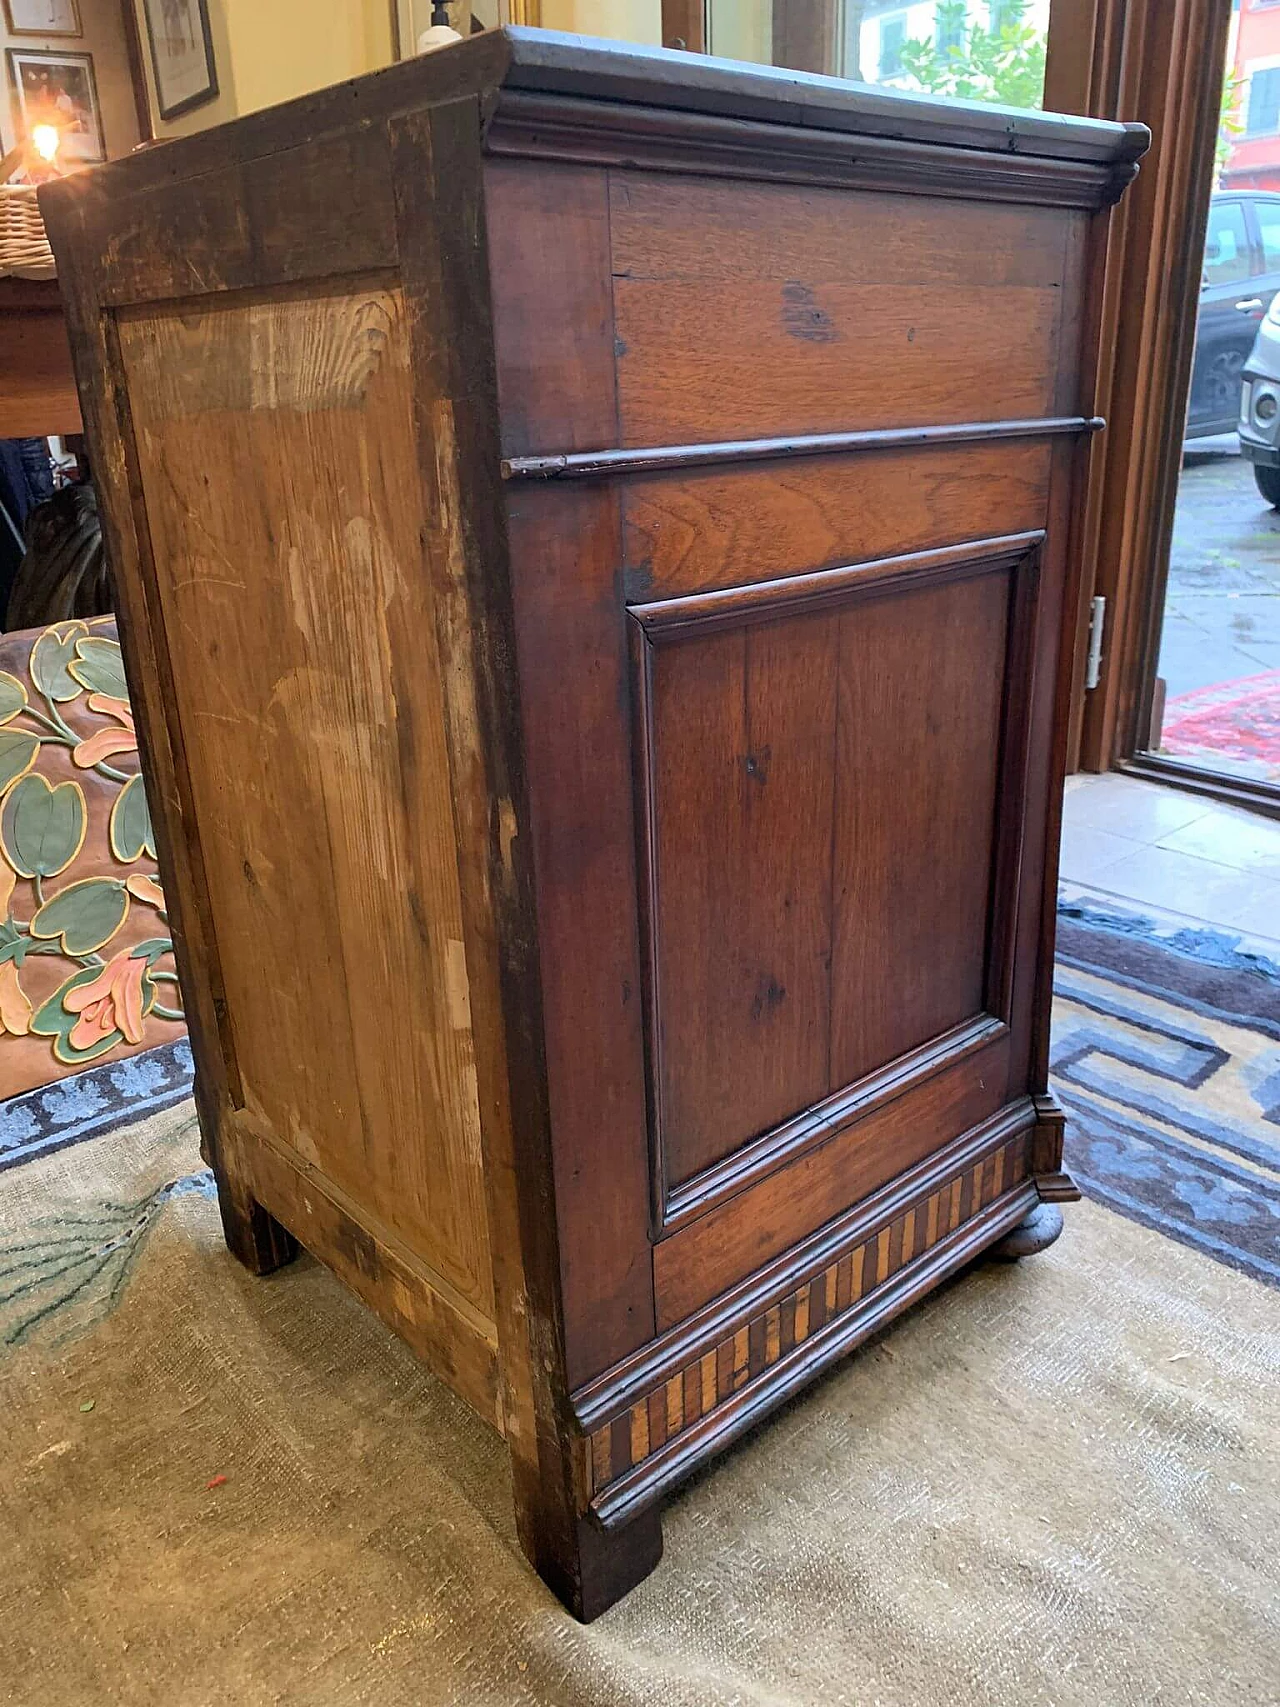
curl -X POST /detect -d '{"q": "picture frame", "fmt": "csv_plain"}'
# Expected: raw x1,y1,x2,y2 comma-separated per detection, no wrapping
6,47,103,164
1,0,82,38
141,0,217,121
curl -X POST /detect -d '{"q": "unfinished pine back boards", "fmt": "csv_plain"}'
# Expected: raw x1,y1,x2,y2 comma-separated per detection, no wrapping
41,28,1147,1619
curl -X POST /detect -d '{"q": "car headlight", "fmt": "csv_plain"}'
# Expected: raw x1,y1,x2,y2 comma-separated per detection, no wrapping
1267,293,1280,327
1258,393,1279,423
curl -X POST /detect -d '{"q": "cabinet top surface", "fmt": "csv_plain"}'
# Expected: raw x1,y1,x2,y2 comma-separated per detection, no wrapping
41,26,1147,215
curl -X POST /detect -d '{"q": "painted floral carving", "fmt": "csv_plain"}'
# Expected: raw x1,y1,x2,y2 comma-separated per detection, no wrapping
0,620,184,1079
72,695,138,770
57,951,150,1052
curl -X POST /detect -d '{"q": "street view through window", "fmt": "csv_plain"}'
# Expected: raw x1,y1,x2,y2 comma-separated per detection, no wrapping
1150,6,1280,794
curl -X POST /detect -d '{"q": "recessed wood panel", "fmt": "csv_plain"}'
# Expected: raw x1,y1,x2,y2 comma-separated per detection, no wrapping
640,614,838,1190
609,176,1070,445
115,283,495,1319
830,570,1011,1083
635,540,1028,1228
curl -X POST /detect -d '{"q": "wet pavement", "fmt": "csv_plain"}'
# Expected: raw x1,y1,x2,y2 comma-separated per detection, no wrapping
1156,436,1280,699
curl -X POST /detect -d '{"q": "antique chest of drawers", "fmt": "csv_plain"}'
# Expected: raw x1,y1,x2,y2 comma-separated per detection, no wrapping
42,28,1146,1618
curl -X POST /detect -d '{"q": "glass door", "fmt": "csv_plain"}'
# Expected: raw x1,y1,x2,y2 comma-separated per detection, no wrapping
1139,18,1280,806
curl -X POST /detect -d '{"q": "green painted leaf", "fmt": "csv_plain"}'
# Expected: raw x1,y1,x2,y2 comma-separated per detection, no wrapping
30,961,156,1066
29,621,88,702
0,671,27,724
30,877,129,955
129,936,173,967
109,772,154,862
2,774,86,878
0,728,39,795
69,637,129,702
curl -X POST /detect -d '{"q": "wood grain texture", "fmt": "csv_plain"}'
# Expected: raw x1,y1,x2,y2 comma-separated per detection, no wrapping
633,537,1036,1238
622,442,1053,597
610,176,1068,444
224,1113,502,1426
829,569,1012,1083
486,159,657,1386
588,1119,1036,1523
653,1026,1011,1328
0,278,82,438
639,612,837,1188
116,284,495,1321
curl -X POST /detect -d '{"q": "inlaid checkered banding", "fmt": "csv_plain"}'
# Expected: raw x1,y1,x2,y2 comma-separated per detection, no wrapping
587,1131,1031,1496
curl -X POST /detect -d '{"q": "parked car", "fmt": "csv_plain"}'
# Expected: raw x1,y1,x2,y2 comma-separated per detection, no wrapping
1187,191,1280,438
1240,292,1280,507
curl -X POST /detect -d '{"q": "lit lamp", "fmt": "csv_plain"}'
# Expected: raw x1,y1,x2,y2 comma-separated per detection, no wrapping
30,125,61,169
417,1,462,52
0,121,62,186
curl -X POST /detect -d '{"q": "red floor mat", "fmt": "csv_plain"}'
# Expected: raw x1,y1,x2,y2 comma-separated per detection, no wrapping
1160,670,1280,779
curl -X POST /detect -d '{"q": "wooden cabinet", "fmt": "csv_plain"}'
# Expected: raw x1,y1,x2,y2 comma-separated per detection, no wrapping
41,30,1146,1619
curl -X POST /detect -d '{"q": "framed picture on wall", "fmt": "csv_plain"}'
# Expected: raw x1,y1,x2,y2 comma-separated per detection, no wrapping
141,0,217,121
2,0,82,37
6,47,103,163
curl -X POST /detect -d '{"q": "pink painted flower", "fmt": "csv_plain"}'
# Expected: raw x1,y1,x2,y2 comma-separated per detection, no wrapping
64,950,147,1049
72,695,138,769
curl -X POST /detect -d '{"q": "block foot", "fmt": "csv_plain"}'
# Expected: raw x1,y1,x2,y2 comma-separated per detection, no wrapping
520,1504,663,1622
214,1170,297,1276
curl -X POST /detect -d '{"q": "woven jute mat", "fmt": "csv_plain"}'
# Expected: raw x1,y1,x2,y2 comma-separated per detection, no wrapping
1,1100,1276,1706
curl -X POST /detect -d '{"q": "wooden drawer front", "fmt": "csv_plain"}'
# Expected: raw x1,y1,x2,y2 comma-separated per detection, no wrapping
622,440,1052,600
610,175,1078,445
633,530,1041,1252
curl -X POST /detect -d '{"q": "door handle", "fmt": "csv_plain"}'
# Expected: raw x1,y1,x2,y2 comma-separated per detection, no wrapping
1236,298,1264,311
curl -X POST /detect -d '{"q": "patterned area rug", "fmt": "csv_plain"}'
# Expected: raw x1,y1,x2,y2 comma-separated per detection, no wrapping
1,1101,1277,1706
0,1037,191,1176
1159,669,1280,782
1053,900,1279,1288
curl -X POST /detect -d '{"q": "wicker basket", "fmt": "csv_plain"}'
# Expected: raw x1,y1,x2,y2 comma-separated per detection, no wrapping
0,184,56,280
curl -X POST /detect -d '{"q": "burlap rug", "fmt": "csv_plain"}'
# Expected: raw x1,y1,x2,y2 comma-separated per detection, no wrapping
1,1098,1276,1706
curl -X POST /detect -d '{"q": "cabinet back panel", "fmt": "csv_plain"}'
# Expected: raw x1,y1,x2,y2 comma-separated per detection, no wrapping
609,176,1070,445
115,283,496,1318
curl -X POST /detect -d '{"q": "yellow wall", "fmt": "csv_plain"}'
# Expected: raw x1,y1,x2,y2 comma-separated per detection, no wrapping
540,0,661,44
130,0,395,138
128,0,663,140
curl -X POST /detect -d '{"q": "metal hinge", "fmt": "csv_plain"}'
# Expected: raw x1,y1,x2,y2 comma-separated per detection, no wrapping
1084,595,1106,691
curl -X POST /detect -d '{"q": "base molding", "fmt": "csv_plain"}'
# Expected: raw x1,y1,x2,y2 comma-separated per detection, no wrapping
217,1118,504,1431
579,1100,1048,1530
586,1181,1036,1530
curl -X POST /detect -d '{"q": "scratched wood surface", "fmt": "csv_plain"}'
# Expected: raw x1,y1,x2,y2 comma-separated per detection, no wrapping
116,283,496,1323
609,176,1070,446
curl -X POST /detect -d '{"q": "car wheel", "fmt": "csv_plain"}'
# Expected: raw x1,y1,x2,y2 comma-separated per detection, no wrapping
1205,347,1246,418
1254,462,1280,509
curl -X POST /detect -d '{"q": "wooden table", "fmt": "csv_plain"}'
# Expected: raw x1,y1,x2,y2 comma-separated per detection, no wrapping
0,276,82,439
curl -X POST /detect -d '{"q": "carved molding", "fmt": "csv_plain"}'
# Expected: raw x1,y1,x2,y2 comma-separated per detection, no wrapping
580,1114,1038,1529
487,91,1140,210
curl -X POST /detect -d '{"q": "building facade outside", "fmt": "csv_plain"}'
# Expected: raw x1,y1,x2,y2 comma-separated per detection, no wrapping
1223,0,1280,192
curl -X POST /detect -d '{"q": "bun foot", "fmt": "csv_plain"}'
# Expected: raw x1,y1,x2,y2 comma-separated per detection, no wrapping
990,1200,1064,1261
